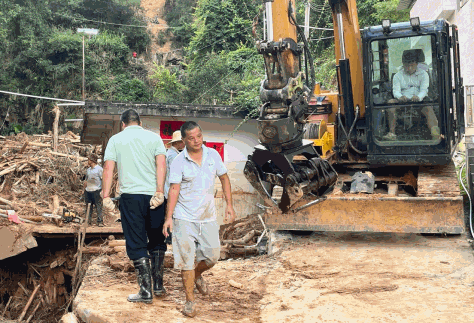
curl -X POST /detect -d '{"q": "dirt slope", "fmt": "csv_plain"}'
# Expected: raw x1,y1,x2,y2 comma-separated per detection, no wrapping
140,0,171,54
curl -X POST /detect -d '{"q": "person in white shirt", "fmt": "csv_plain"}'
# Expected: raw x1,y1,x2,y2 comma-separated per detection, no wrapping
84,154,104,226
163,121,235,318
384,50,439,141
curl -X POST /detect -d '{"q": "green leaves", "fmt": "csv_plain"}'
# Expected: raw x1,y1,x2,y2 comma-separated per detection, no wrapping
150,63,185,103
188,0,259,58
372,0,410,24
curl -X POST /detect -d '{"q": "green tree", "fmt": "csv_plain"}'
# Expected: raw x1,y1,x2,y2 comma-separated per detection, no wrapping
188,0,260,58
0,0,154,132
372,0,410,23
162,0,198,49
150,64,186,103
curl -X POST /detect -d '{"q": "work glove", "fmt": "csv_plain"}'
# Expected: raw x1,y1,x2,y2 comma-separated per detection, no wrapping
103,197,115,213
150,192,164,209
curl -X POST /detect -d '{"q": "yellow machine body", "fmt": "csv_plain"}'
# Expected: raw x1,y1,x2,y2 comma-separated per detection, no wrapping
256,0,465,234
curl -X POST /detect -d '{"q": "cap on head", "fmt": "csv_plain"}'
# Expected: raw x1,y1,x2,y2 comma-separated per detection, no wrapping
402,50,418,64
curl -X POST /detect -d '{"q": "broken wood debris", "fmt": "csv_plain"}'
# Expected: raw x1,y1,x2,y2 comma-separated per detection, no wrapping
0,132,111,224
229,279,243,289
219,213,266,259
103,238,175,271
16,284,40,322
0,247,80,322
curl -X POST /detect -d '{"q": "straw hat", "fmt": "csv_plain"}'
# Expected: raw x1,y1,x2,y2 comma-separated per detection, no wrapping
169,130,183,144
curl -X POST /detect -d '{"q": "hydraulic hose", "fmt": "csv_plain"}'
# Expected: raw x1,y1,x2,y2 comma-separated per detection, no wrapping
459,162,474,238
288,5,316,100
337,104,368,155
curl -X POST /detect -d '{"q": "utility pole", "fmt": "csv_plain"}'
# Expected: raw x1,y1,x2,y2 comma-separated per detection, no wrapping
82,34,85,101
77,28,99,102
304,1,311,40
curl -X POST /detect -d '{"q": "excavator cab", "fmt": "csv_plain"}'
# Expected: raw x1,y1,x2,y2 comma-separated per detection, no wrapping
364,19,465,165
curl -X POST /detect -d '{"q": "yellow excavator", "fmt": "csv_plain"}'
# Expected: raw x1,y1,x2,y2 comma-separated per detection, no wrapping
244,0,465,233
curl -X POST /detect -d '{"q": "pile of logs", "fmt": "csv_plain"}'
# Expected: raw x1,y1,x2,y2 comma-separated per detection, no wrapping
219,213,266,259
0,132,104,222
0,248,77,322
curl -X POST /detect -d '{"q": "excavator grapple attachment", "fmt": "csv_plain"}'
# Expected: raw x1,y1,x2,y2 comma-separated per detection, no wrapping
244,141,337,213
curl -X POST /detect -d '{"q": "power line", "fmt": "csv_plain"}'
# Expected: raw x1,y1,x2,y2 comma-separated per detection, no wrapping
309,36,334,41
57,13,180,29
0,90,84,103
298,25,333,31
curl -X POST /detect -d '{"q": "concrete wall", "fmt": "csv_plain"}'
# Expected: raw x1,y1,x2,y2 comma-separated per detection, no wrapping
411,0,474,85
139,116,263,225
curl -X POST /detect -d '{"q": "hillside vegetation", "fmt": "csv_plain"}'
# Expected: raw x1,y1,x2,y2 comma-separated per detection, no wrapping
0,0,408,135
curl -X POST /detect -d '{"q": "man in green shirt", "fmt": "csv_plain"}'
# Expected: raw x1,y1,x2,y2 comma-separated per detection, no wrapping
102,109,167,304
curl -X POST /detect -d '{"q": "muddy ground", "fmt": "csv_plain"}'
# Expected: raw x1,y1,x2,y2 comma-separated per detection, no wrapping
2,200,474,322
72,228,474,323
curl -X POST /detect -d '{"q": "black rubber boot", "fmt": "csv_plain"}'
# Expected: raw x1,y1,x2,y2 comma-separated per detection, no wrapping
95,190,103,226
151,250,167,296
127,257,153,303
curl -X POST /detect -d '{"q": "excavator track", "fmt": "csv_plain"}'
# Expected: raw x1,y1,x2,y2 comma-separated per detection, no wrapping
417,162,460,197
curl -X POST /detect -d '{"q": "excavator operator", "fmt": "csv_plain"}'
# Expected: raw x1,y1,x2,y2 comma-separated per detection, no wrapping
384,50,439,141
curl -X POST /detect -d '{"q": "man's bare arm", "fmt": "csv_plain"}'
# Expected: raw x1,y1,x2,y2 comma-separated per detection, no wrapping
155,154,166,193
219,174,236,223
219,174,233,206
163,183,180,236
102,160,116,198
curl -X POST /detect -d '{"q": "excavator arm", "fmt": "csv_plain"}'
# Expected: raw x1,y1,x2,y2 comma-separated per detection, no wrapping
243,0,347,213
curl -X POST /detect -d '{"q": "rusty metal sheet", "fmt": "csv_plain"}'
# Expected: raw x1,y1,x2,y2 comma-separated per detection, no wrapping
264,196,464,234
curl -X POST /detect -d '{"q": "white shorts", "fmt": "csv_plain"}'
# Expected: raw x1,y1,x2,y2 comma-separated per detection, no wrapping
172,218,220,270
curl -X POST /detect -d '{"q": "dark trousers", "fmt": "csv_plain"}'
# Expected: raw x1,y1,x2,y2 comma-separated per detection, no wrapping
85,189,103,224
119,194,167,260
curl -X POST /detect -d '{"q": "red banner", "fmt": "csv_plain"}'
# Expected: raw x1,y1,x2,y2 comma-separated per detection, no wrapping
206,142,224,162
160,121,185,139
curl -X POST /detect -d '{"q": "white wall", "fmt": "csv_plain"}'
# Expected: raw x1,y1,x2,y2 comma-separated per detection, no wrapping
140,116,263,224
140,117,259,193
453,1,474,85
411,0,474,85
411,0,456,20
